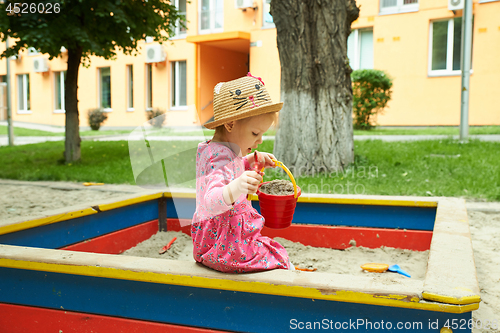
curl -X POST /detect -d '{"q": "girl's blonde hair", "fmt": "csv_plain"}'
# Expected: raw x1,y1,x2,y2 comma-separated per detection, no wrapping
214,112,279,136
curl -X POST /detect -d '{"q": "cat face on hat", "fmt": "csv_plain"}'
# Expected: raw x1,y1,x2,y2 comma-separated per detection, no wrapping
205,74,282,129
229,80,268,111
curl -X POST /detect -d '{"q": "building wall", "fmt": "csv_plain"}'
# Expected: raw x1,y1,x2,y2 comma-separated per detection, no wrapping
0,0,498,128
353,0,500,126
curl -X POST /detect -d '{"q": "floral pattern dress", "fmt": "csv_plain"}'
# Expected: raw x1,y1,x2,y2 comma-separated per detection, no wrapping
191,139,291,273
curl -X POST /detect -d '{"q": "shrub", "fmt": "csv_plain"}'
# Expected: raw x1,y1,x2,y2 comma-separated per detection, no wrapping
87,108,108,131
146,108,167,129
351,69,393,130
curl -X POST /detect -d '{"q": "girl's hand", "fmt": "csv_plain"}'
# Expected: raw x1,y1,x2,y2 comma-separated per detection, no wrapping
249,150,277,170
260,152,277,169
234,171,264,195
224,170,264,205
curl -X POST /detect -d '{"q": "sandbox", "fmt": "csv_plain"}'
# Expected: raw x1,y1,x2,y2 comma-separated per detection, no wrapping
0,190,480,332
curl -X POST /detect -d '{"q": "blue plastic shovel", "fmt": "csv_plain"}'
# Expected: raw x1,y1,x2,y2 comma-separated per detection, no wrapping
388,264,411,278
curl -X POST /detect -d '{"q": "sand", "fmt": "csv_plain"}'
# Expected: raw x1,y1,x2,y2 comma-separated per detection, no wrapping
468,211,500,331
1,180,498,332
0,181,140,225
122,230,195,261
259,179,295,196
122,230,429,280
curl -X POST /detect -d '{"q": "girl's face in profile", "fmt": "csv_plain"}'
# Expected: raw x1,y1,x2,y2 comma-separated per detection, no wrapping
226,113,275,156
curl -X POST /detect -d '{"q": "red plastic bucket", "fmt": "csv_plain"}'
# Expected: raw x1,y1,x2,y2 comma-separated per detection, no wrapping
257,182,301,229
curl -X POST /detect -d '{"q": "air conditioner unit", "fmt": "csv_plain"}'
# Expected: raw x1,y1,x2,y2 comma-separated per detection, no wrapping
33,58,49,72
235,0,254,10
145,44,166,63
449,0,463,10
27,47,39,56
10,53,21,61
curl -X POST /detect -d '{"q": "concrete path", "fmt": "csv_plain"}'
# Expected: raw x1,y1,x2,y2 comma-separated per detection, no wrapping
466,201,500,213
354,134,500,142
0,120,65,133
2,134,500,147
2,121,500,146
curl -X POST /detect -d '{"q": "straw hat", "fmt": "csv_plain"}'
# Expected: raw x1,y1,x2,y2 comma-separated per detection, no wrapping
203,73,283,129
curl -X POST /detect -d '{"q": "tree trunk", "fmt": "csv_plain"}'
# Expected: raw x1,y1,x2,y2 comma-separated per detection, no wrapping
64,46,83,163
271,0,359,178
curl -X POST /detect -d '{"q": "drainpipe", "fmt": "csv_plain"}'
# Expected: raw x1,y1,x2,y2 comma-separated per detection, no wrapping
459,0,473,141
6,36,14,146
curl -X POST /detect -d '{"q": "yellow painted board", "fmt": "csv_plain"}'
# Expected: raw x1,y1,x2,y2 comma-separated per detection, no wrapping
0,258,478,314
0,208,98,236
163,192,197,199
97,193,164,211
157,191,439,208
246,194,437,208
0,191,436,236
0,193,165,236
422,292,481,305
422,198,481,306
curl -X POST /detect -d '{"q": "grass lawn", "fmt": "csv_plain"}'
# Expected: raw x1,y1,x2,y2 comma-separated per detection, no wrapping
0,138,498,201
2,125,500,137
0,125,215,137
353,126,500,136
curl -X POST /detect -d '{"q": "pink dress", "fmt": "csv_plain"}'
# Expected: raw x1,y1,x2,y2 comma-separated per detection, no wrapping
191,139,291,273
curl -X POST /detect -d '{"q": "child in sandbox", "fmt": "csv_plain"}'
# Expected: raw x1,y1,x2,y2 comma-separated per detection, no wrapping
191,73,294,273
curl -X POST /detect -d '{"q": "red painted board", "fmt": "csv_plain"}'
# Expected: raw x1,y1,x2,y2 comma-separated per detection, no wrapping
167,219,431,251
61,220,158,254
168,218,193,235
261,224,432,251
59,218,430,255
0,303,226,333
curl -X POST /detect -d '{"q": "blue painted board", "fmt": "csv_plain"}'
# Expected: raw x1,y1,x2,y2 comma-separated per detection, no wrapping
0,197,436,250
0,201,158,249
0,267,471,333
287,202,436,231
168,197,436,230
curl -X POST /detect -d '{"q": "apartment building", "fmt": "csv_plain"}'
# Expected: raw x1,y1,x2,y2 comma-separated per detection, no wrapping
0,0,498,127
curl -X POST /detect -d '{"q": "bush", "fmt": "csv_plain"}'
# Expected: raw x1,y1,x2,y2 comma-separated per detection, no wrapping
87,108,108,131
146,108,167,129
351,69,393,130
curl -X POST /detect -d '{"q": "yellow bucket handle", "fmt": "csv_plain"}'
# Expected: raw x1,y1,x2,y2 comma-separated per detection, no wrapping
260,159,298,199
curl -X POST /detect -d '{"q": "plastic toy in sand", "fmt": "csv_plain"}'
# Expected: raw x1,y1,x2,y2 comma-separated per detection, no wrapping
361,263,411,278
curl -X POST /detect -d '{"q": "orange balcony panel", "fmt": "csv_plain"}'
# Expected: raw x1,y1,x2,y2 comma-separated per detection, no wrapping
186,31,250,53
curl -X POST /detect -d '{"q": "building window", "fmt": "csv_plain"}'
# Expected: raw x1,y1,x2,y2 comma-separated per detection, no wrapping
17,74,30,113
380,0,418,15
262,0,274,28
99,67,111,110
54,71,66,113
146,64,153,110
429,17,472,76
171,61,187,109
127,65,134,111
199,0,223,34
173,0,187,37
347,29,374,70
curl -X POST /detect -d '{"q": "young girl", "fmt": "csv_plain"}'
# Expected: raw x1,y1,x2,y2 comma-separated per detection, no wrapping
191,73,294,273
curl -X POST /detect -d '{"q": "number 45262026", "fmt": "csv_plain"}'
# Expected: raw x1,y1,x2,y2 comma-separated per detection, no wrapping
6,2,61,14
